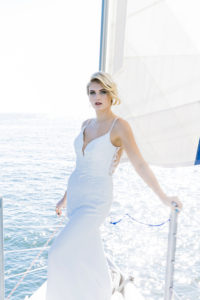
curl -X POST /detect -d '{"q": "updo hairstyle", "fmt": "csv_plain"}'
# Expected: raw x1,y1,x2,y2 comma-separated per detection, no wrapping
86,71,121,105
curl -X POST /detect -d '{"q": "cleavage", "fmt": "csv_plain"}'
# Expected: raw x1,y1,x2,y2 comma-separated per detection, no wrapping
82,126,110,156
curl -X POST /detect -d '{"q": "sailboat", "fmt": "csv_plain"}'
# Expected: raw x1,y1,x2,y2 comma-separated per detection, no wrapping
1,0,199,299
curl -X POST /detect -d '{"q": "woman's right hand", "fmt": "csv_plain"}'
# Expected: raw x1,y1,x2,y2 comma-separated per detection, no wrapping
55,192,67,216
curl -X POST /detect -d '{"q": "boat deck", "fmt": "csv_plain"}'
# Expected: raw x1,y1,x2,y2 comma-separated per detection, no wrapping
25,279,145,300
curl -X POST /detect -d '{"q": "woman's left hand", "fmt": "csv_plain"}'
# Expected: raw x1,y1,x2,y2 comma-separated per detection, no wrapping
161,195,183,212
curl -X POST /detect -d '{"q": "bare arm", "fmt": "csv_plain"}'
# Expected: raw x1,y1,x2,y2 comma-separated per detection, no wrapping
116,118,182,211
62,190,67,203
55,190,67,216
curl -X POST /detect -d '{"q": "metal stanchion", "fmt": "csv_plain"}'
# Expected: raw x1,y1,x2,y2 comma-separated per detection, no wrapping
0,197,5,300
164,202,179,300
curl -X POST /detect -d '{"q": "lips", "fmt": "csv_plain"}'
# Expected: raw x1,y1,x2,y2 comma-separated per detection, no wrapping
95,102,102,105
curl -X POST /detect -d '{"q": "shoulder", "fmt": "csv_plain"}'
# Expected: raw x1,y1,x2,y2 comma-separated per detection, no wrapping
81,118,93,129
114,117,136,144
111,117,134,148
115,117,132,134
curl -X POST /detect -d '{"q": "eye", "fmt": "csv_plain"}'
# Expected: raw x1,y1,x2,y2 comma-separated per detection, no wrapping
89,91,95,94
100,90,107,94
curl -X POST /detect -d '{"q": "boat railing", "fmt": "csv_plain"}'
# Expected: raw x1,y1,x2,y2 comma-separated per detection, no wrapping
0,197,5,300
0,196,193,300
3,202,65,300
164,202,179,300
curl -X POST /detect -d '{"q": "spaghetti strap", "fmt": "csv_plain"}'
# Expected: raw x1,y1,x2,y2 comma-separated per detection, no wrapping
82,118,92,130
82,117,118,133
109,117,119,133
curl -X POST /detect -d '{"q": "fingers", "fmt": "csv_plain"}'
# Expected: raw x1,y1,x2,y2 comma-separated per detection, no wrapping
55,206,62,216
171,199,182,212
162,196,183,212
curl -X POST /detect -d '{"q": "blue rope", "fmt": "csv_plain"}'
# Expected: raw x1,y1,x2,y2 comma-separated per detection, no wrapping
110,213,170,227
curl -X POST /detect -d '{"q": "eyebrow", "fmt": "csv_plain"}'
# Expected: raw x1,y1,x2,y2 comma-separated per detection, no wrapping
89,88,106,92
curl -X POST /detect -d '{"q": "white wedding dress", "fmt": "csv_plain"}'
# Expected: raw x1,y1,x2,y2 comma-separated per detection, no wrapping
45,117,122,300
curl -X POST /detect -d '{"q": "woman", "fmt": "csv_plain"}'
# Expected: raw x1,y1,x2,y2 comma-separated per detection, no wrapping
46,71,182,300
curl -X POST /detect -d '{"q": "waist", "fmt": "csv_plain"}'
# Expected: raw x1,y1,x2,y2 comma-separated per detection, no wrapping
67,169,113,197
71,167,113,179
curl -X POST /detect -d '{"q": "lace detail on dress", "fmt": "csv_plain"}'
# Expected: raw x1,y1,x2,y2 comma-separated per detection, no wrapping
108,146,123,175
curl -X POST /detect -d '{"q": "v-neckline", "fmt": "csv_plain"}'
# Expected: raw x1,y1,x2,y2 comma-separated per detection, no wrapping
81,127,110,156
81,117,119,157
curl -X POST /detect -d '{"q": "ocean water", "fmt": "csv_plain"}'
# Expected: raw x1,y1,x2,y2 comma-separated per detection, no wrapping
0,113,199,300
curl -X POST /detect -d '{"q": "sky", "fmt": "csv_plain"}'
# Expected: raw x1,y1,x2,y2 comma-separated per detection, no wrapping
0,0,102,118
1,0,200,119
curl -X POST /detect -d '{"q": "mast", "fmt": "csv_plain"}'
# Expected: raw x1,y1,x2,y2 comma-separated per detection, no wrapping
99,0,109,71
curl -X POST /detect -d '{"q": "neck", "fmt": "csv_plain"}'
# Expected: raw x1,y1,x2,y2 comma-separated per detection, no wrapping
95,108,115,122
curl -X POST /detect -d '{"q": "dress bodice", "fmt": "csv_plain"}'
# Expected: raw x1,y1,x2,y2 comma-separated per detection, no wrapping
73,117,123,177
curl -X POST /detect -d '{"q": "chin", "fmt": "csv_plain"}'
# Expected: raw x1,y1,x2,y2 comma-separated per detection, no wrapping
94,106,104,109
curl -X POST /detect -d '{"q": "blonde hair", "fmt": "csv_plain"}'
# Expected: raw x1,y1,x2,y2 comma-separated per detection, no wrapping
86,71,121,105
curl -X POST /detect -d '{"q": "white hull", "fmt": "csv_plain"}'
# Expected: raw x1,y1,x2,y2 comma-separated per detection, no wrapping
25,247,145,300
25,279,145,300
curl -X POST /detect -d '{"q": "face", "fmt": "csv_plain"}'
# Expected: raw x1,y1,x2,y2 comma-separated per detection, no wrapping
88,81,112,111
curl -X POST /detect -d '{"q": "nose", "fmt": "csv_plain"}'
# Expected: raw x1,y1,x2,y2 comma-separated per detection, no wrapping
96,92,101,101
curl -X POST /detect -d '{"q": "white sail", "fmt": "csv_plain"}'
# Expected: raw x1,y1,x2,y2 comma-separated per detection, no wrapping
100,0,200,167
